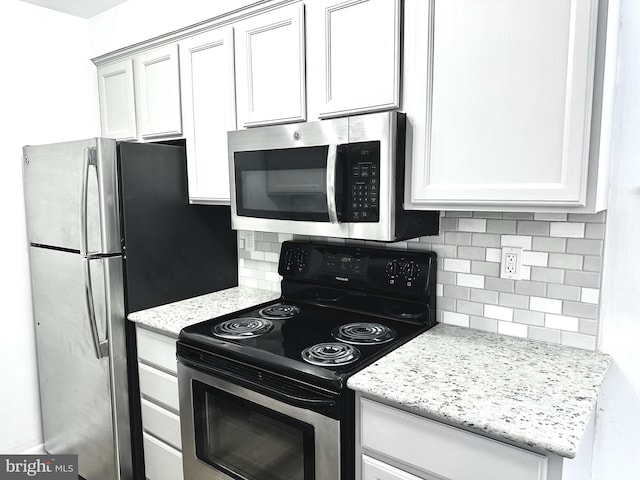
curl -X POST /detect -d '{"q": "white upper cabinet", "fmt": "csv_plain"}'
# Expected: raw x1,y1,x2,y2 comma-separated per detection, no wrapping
308,0,401,119
405,0,604,211
179,28,236,204
234,4,306,127
135,44,183,139
97,59,137,140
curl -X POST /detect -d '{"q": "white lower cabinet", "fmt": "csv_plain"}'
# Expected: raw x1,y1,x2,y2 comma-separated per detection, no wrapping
142,433,183,480
357,396,549,480
362,455,425,480
136,326,183,480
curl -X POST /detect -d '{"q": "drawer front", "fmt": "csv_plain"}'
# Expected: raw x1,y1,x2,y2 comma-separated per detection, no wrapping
138,362,180,412
141,398,182,451
362,455,425,480
136,326,178,374
143,432,183,480
361,398,547,480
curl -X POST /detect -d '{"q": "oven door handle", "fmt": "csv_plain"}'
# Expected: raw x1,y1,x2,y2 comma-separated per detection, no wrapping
326,144,339,224
182,357,338,410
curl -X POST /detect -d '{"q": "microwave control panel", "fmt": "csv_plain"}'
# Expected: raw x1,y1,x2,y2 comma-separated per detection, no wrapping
343,141,380,222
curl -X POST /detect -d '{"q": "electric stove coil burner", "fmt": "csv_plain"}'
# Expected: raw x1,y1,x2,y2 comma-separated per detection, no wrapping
258,304,301,320
301,342,361,366
332,322,396,345
212,317,274,339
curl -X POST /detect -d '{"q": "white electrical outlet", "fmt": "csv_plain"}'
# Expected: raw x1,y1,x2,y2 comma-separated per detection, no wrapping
500,246,523,280
238,231,255,252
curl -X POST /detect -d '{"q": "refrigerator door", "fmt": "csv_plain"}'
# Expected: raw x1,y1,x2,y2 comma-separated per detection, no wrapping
29,246,131,480
23,138,121,255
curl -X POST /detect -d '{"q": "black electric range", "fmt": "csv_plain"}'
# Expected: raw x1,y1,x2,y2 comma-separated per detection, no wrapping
178,240,437,391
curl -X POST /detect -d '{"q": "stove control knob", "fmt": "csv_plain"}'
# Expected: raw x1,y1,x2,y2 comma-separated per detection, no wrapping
385,260,400,277
403,261,420,279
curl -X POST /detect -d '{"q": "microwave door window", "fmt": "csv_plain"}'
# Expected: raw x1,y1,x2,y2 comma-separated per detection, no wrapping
235,147,332,221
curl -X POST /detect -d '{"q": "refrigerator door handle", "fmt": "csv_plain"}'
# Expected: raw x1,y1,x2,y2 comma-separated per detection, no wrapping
83,257,109,359
79,147,97,257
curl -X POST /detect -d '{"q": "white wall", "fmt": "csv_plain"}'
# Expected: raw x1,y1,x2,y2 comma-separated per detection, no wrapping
592,0,640,478
88,0,257,58
0,1,99,453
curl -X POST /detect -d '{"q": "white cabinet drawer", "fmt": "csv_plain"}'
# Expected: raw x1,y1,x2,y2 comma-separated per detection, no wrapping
362,455,424,480
361,398,548,480
136,326,178,374
141,398,182,451
138,363,180,412
143,432,183,480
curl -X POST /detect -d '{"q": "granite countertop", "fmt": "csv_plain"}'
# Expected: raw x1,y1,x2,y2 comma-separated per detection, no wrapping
347,323,611,459
128,286,281,337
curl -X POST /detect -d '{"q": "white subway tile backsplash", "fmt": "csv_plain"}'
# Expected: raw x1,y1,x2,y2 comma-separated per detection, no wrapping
443,258,471,273
237,209,605,351
545,314,580,332
442,311,470,327
457,273,485,288
550,222,586,238
517,221,550,236
484,304,513,321
498,321,528,338
581,288,600,304
522,251,548,267
485,248,502,262
501,235,533,250
534,213,568,221
458,218,487,232
561,332,596,350
530,297,562,314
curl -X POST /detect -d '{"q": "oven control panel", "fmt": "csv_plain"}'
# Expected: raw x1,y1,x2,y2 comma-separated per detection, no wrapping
278,241,436,299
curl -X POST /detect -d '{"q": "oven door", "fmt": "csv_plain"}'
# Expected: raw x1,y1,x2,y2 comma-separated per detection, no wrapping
178,362,341,480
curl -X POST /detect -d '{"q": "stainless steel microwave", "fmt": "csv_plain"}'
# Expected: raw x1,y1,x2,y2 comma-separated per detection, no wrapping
227,111,439,242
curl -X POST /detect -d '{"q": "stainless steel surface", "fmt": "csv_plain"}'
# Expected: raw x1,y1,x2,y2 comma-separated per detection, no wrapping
23,138,121,254
24,138,131,480
228,111,400,241
29,247,131,479
80,147,94,256
83,256,109,359
178,362,341,480
326,144,339,224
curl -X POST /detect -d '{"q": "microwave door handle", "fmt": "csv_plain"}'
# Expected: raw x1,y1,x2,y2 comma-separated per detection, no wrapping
326,144,339,224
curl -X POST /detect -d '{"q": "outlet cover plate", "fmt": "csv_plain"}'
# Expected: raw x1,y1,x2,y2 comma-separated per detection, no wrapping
500,246,523,280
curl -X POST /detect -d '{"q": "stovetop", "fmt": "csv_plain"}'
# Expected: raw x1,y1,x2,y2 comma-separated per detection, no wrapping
177,241,437,391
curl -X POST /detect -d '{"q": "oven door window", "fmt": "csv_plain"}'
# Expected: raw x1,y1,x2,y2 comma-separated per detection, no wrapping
192,380,315,480
234,146,342,222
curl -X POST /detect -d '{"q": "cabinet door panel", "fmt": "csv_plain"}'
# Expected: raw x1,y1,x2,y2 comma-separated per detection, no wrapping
135,44,182,138
317,0,401,118
361,398,547,480
235,4,306,127
142,433,183,480
407,0,598,207
180,28,236,204
98,59,137,140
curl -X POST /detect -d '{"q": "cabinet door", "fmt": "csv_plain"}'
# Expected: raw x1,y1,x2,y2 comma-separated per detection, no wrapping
312,0,401,118
235,4,306,127
406,0,598,208
180,28,236,204
97,59,137,140
135,44,182,139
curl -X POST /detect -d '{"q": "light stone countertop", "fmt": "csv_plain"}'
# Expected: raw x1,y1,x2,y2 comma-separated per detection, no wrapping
128,286,280,338
347,323,611,459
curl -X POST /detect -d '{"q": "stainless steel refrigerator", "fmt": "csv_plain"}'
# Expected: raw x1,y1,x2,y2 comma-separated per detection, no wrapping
22,138,238,480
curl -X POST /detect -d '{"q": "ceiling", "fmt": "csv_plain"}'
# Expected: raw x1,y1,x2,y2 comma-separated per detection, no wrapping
20,0,128,18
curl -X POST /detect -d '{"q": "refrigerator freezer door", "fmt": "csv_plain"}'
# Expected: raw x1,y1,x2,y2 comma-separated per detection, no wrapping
23,138,121,255
29,246,131,480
